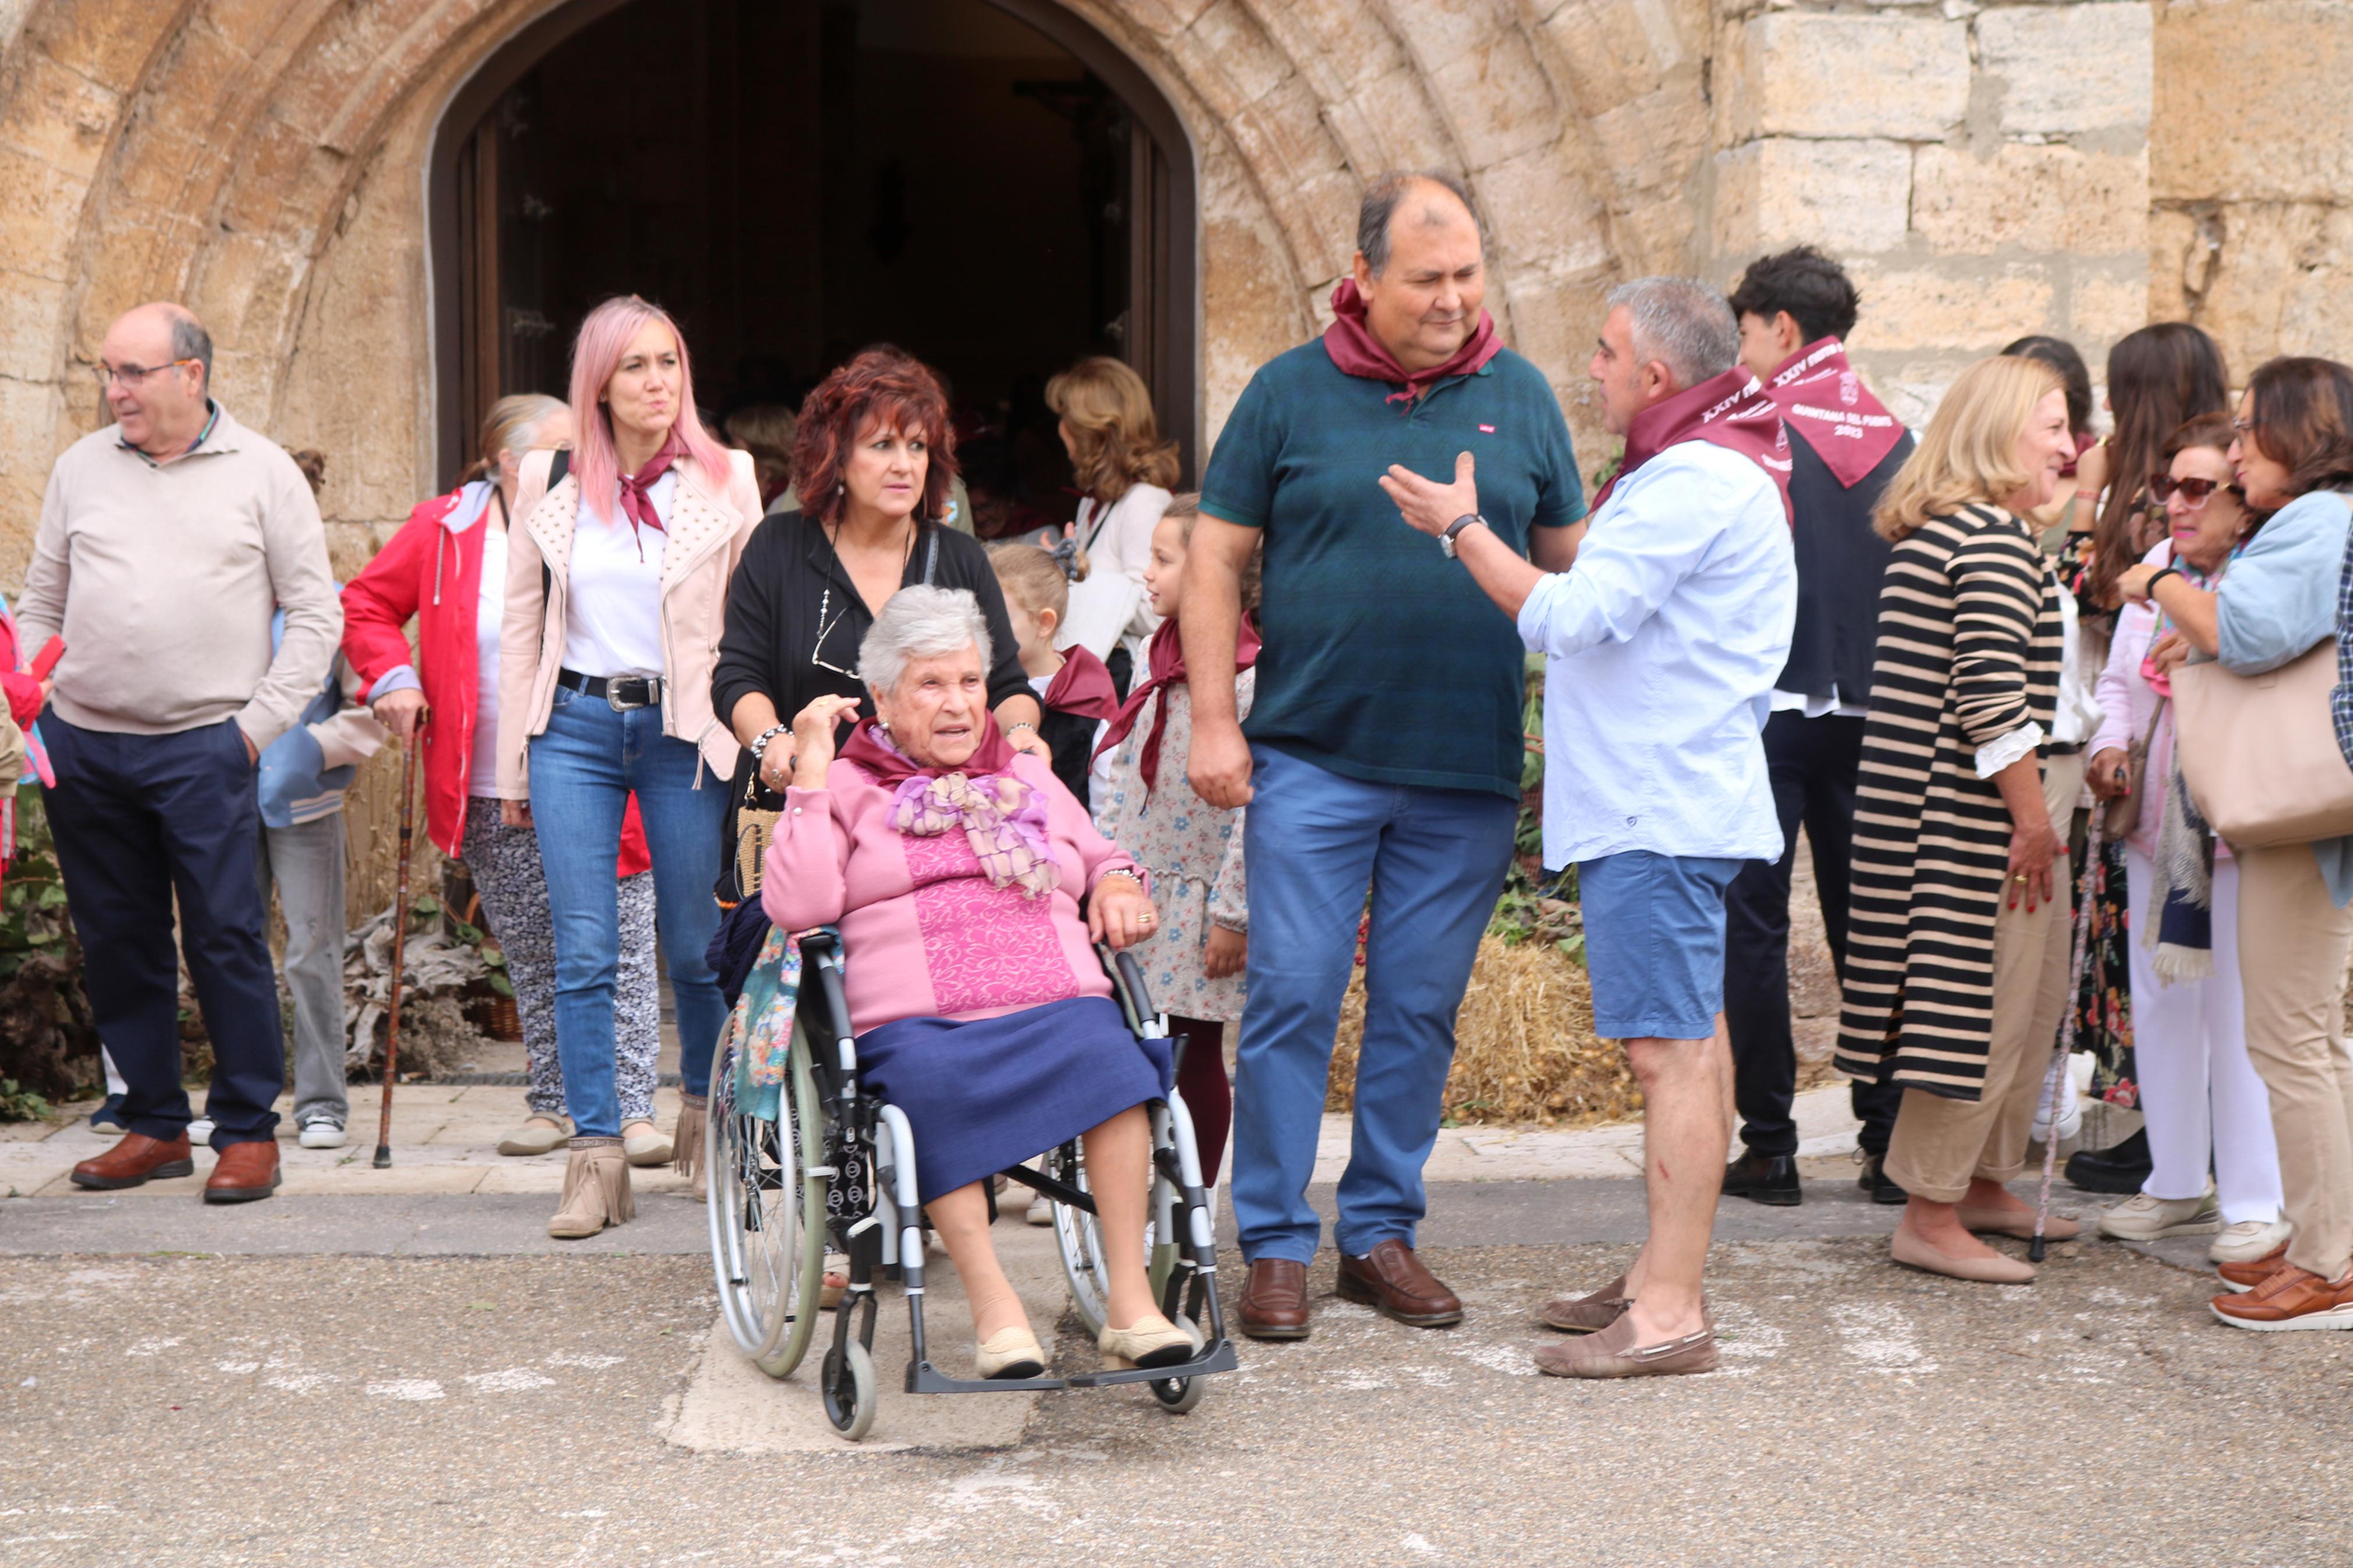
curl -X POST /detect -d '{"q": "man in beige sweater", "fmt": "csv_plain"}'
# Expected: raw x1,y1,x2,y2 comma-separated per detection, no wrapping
17,302,340,1204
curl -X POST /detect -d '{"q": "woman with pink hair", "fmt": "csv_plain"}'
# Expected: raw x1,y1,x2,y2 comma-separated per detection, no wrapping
496,296,762,1238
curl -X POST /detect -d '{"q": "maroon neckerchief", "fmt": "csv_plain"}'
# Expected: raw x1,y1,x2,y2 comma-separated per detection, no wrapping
1759,338,1903,490
1094,616,1263,797
839,712,1018,788
1322,279,1503,405
1592,367,1793,524
1041,645,1121,721
615,428,686,557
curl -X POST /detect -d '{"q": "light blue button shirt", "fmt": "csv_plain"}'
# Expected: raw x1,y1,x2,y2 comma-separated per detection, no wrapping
1516,440,1798,870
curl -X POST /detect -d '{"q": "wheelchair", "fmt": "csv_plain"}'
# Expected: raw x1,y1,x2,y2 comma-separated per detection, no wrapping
705,927,1238,1441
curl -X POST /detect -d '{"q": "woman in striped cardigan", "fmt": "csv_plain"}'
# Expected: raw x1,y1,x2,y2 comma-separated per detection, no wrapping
1835,355,2082,1285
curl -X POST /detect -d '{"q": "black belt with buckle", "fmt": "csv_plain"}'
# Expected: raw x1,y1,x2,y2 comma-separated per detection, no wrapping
559,668,663,710
2044,741,2084,757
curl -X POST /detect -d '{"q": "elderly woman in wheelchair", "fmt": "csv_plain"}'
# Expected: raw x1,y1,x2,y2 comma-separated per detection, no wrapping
762,584,1197,1382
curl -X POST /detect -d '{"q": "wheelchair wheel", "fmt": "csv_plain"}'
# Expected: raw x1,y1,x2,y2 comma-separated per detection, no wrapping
1149,1313,1208,1415
1049,1140,1171,1341
706,1029,828,1378
821,1340,877,1442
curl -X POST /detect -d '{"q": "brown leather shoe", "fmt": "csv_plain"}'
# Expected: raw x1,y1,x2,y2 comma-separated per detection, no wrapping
1538,1273,1630,1334
2209,1265,2353,1330
1533,1309,1719,1378
203,1140,282,1204
1336,1239,1463,1327
70,1133,194,1190
1236,1258,1311,1341
2217,1240,2292,1293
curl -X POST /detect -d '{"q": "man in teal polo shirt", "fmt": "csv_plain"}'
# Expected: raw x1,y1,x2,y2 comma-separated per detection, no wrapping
1182,172,1585,1340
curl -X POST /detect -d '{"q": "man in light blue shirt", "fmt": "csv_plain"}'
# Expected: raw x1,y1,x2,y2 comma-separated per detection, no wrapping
1384,277,1796,1379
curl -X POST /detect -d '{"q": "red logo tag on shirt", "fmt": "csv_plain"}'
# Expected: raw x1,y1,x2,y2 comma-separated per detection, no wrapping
1478,424,1496,433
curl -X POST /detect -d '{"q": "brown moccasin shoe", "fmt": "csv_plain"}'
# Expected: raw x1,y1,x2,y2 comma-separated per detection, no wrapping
1538,1274,1630,1334
1236,1258,1311,1341
1336,1239,1463,1327
2217,1240,2292,1293
1533,1309,1719,1378
70,1133,195,1190
203,1140,282,1204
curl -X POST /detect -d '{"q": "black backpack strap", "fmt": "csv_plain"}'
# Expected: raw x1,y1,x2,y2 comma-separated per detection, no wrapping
921,526,940,585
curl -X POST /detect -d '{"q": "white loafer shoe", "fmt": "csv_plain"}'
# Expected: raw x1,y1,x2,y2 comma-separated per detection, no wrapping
497,1116,573,1157
2212,1217,2294,1265
975,1326,1045,1381
1098,1313,1196,1370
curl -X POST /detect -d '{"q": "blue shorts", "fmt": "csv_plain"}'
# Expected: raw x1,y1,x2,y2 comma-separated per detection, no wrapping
1576,851,1742,1041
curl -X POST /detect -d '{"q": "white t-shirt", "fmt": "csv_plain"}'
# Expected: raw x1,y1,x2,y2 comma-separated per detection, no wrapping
470,522,507,798
562,472,674,678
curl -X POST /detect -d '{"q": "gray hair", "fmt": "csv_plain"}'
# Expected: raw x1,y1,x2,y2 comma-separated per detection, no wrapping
859,584,994,699
165,304,214,392
1606,277,1740,390
1357,171,1479,278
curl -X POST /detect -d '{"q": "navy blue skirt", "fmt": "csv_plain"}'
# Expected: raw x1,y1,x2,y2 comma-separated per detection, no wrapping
856,996,1171,1204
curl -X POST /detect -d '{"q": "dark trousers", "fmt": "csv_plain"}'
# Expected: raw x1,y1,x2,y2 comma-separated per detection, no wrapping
1724,710,1901,1158
42,713,282,1147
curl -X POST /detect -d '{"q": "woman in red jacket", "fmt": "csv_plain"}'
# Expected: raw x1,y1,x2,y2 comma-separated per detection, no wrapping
343,394,671,1166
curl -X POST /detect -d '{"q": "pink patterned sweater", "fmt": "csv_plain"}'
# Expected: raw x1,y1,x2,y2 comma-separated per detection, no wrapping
762,752,1144,1034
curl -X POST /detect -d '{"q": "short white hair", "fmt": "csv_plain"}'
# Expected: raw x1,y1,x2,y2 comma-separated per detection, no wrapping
860,584,993,699
1607,276,1740,390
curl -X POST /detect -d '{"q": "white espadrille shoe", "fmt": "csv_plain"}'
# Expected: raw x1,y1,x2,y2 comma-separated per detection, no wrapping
497,1115,572,1157
621,1119,674,1168
548,1140,635,1239
975,1325,1046,1381
1098,1312,1195,1371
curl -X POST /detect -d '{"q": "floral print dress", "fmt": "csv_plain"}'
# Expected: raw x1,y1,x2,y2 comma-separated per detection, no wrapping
1095,670,1252,1023
2054,529,2136,1105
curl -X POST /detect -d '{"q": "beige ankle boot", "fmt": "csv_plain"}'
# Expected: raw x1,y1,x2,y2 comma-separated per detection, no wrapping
549,1139,635,1239
674,1095,708,1203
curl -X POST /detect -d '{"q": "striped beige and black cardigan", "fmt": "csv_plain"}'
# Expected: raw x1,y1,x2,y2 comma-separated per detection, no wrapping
1834,503,2061,1101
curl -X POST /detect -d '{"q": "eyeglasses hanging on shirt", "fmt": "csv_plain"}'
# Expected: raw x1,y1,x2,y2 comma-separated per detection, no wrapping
810,521,943,682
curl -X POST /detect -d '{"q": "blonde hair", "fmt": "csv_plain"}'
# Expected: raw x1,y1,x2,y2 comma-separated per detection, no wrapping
466,392,567,484
1873,355,2065,542
987,542,1071,623
1161,492,1261,613
1045,356,1180,503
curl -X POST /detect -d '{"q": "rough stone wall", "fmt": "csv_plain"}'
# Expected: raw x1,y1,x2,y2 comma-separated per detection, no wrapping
1708,0,2153,424
2149,0,2353,378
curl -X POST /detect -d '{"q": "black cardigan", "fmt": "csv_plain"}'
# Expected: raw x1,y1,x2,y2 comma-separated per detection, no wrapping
709,514,1032,760
1776,424,1910,704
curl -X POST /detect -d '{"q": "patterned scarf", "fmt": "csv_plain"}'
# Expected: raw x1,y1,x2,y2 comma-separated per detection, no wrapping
2143,541,2238,984
1591,366,1794,524
1758,337,1904,489
840,716,1059,899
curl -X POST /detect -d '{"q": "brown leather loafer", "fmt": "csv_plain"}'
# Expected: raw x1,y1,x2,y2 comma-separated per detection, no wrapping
1538,1273,1630,1334
2217,1240,2292,1293
203,1140,282,1204
1533,1310,1719,1378
70,1133,194,1190
1236,1258,1312,1341
1336,1238,1463,1327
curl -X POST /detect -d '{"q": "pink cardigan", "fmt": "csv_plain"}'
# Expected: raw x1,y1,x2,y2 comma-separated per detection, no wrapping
762,752,1143,1033
2091,537,2228,862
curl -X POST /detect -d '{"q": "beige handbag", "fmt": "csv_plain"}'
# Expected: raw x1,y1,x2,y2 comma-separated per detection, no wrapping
732,770,783,900
2171,639,2353,847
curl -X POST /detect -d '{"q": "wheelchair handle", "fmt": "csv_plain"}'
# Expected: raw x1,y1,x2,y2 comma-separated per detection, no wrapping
1115,948,1156,1021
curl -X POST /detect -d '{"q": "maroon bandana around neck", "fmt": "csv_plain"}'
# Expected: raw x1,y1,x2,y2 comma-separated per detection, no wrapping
1041,645,1121,722
615,428,687,555
1591,367,1793,524
1094,617,1264,798
1759,338,1904,490
840,712,1019,788
1322,278,1503,405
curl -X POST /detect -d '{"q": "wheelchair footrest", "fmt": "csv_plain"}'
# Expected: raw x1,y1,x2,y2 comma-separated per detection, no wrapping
906,1338,1238,1395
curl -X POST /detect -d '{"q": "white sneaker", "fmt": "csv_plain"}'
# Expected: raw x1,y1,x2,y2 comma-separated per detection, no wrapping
297,1117,347,1150
1026,1190,1055,1226
2211,1217,2294,1265
186,1116,215,1143
2098,1189,2222,1241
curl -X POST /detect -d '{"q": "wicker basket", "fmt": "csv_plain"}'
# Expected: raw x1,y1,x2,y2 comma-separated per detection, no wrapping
485,991,522,1042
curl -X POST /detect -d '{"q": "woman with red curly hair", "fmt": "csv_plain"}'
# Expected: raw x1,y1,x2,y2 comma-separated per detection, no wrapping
711,347,1044,878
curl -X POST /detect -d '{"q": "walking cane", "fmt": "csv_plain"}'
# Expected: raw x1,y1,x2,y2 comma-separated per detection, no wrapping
373,738,421,1170
2028,808,2107,1262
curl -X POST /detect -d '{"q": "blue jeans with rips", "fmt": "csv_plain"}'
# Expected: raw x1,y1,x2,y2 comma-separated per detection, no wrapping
526,685,728,1139
1228,744,1516,1262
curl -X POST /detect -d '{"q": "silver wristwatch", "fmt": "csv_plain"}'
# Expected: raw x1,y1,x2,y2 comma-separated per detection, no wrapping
1439,513,1485,559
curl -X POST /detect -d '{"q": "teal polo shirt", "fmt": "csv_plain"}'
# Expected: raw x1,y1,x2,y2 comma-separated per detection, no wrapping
1199,342,1584,799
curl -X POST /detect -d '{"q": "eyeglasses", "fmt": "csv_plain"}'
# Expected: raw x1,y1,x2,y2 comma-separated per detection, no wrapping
91,358,200,390
811,586,861,682
2149,473,2240,506
2232,416,2262,435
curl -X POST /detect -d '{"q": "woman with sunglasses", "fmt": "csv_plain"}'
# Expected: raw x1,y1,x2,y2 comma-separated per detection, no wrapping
709,347,1044,893
2121,357,2353,1329
2087,414,2287,1270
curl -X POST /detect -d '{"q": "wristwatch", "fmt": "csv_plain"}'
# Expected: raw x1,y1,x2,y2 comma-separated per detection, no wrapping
1440,513,1486,559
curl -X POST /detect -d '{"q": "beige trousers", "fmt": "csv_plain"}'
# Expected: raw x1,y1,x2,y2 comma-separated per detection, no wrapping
2234,841,2353,1279
1886,751,2083,1204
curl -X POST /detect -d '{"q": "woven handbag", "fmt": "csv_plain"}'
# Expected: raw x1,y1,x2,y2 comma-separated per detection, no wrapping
732,769,783,899
2173,639,2353,847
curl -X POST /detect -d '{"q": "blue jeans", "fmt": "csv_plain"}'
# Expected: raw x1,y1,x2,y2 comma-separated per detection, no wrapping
527,686,728,1138
1230,745,1517,1261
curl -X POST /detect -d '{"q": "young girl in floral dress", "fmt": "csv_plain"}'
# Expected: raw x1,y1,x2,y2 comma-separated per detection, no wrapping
1094,495,1255,1187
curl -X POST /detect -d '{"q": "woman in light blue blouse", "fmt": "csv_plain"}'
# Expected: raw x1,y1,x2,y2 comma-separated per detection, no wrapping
2121,355,2353,1330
